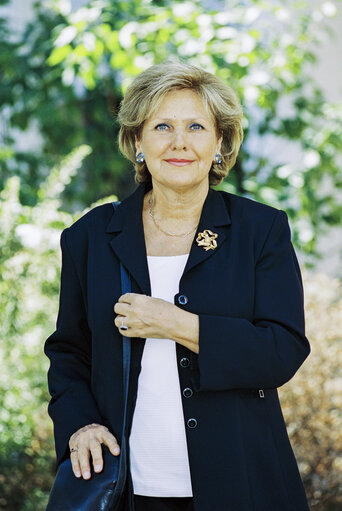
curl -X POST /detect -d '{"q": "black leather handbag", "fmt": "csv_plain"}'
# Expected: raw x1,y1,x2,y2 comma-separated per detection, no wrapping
46,207,131,511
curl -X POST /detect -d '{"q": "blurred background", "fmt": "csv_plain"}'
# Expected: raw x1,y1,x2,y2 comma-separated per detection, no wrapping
0,0,341,509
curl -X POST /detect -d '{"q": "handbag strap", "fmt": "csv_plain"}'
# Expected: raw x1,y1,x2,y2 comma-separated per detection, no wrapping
120,260,131,429
112,201,131,493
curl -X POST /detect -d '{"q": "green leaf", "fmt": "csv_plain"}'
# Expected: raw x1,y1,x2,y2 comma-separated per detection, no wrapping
47,44,72,66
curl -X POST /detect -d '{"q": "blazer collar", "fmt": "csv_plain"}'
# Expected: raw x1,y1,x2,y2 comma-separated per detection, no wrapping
106,183,231,295
183,185,231,277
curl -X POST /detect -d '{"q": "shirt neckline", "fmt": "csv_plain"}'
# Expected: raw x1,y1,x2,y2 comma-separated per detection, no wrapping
147,254,189,258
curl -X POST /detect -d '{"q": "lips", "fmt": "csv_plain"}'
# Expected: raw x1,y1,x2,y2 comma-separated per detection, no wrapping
165,159,194,166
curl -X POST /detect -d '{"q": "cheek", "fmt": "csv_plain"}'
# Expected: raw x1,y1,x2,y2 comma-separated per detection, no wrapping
198,135,216,151
198,141,216,162
143,136,169,156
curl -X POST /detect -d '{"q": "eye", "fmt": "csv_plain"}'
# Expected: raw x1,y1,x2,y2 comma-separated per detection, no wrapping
189,123,204,130
155,123,170,131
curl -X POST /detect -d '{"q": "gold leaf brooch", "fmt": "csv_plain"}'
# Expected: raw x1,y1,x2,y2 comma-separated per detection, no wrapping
196,229,218,251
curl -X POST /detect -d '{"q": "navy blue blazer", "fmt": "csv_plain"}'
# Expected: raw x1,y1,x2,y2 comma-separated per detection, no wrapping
45,183,310,511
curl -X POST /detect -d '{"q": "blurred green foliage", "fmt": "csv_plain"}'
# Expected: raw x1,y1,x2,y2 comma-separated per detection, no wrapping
0,145,118,510
1,0,342,259
0,146,90,510
1,0,342,509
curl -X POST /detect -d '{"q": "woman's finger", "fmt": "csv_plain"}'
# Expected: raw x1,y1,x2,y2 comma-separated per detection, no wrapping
70,450,81,478
114,315,127,329
78,445,91,480
114,302,129,315
102,431,121,457
89,438,104,473
118,293,135,303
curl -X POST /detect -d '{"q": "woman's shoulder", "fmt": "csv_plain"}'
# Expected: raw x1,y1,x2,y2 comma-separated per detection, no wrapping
216,190,291,250
218,189,286,225
61,202,114,251
220,189,281,215
69,202,114,231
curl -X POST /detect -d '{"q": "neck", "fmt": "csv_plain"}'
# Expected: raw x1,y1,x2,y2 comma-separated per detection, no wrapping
149,181,209,225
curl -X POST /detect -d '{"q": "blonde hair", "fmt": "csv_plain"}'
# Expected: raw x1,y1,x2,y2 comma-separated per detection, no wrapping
117,60,243,185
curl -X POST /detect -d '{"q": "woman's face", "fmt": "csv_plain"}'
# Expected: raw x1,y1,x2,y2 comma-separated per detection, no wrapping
135,89,222,192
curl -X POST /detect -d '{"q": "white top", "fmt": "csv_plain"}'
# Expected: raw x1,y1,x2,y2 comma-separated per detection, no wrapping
129,254,193,497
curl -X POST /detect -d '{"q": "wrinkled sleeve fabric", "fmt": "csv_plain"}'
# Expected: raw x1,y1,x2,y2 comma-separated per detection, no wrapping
44,228,103,467
194,210,310,392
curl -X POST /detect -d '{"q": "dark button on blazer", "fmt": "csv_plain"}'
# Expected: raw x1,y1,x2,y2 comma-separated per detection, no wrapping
45,183,310,511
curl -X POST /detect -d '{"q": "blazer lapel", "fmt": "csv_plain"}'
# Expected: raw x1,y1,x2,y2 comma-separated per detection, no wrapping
106,183,151,296
106,183,231,294
183,187,231,276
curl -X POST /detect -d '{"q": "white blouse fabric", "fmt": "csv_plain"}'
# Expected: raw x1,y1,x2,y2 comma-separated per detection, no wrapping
129,254,193,497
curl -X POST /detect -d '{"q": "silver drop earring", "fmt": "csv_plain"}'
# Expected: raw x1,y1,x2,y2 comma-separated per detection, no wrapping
136,152,145,163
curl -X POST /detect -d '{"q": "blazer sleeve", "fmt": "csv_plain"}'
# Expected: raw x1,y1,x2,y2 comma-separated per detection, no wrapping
44,228,103,467
194,210,310,392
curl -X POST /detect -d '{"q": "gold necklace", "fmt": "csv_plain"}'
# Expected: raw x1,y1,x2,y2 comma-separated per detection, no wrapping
148,191,198,238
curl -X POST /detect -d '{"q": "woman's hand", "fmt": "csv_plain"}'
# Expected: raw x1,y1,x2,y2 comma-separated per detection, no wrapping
114,293,199,353
69,423,120,480
114,293,173,339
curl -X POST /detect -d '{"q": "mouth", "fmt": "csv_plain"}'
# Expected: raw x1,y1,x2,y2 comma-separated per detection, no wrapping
165,159,194,166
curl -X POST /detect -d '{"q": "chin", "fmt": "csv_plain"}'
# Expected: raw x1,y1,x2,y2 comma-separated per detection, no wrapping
153,169,209,191
164,179,205,192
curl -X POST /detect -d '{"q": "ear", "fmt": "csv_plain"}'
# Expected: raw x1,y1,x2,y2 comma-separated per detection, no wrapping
216,134,223,154
135,135,142,154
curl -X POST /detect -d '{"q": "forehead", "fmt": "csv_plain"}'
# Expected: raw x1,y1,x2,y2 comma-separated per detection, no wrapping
148,89,214,122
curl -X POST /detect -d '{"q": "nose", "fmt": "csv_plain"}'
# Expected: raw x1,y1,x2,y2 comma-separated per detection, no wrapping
171,128,187,151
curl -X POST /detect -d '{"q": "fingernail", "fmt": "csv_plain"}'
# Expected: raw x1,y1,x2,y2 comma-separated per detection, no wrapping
75,471,81,478
84,471,90,479
95,464,102,472
114,447,120,455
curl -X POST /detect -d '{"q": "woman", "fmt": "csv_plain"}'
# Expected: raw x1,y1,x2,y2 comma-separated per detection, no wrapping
45,61,310,511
